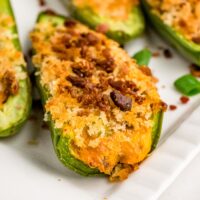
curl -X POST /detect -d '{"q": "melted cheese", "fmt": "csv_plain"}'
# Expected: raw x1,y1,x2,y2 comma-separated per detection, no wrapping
73,0,139,20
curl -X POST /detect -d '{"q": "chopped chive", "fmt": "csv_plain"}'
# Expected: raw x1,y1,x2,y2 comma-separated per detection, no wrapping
174,74,200,96
132,48,152,66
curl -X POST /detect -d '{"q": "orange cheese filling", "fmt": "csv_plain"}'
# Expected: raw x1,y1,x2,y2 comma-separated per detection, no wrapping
148,0,200,44
73,0,139,20
31,18,163,180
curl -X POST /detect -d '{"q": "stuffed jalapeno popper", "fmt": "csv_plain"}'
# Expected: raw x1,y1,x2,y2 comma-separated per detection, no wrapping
0,0,31,137
142,0,200,66
61,0,145,44
30,11,165,181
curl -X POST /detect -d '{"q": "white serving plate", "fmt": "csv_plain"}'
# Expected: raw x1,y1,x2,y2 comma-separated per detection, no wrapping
0,0,200,200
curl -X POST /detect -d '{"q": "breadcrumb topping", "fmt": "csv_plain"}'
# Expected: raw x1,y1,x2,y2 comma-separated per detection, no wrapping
31,16,163,180
148,0,200,44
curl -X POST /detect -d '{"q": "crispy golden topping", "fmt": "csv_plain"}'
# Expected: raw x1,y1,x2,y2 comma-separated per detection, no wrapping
148,0,200,44
31,17,163,180
0,14,26,108
73,0,139,20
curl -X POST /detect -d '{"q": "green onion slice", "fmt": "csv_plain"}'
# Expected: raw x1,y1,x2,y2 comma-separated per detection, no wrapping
174,74,200,96
132,48,152,66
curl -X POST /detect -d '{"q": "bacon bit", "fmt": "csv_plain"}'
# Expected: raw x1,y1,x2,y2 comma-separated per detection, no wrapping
80,46,88,58
135,96,145,105
152,51,160,57
95,58,115,73
169,105,177,111
77,109,90,116
192,36,200,44
163,49,173,58
67,87,80,98
86,33,99,45
109,79,137,95
97,76,109,91
93,48,115,73
67,75,86,88
190,63,200,77
61,32,99,49
72,67,89,78
110,90,132,111
0,71,19,105
160,101,168,111
38,0,46,6
78,90,111,112
139,66,152,76
109,79,125,92
71,62,94,77
126,81,138,92
180,96,190,104
179,19,187,28
95,24,109,34
97,94,110,112
64,20,77,27
81,33,99,46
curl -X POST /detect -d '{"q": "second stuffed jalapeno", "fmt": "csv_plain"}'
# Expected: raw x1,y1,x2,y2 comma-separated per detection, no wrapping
61,0,145,44
142,0,200,66
30,11,165,181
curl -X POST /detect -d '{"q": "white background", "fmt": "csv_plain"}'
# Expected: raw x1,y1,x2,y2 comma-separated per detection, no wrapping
160,153,200,200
